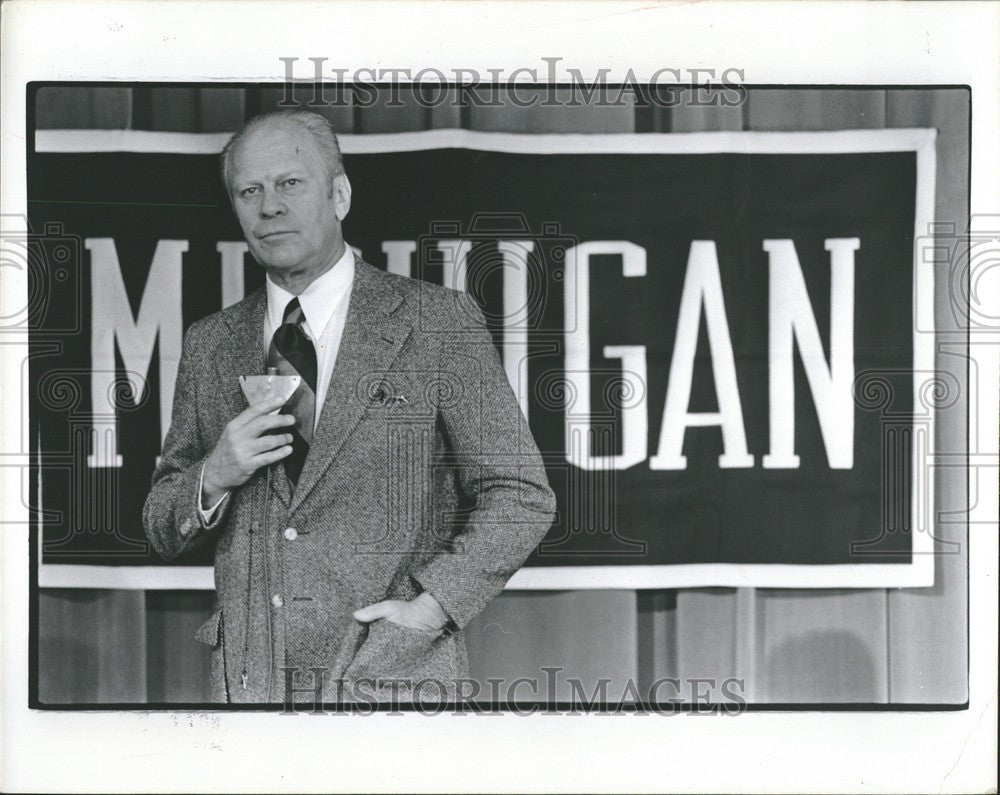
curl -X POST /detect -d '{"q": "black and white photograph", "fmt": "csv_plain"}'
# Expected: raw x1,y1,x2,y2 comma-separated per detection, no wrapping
1,2,997,792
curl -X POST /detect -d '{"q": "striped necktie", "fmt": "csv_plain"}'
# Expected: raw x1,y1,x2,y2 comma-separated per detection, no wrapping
267,297,317,486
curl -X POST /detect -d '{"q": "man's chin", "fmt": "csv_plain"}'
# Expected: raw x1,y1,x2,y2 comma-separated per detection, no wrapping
253,248,307,273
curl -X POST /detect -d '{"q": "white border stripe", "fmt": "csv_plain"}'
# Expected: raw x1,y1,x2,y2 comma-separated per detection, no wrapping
911,128,937,585
39,560,931,590
35,127,938,156
35,127,937,590
36,130,234,154
39,564,215,590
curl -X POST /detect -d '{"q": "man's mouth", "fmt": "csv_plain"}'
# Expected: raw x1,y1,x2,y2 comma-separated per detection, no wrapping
257,230,296,240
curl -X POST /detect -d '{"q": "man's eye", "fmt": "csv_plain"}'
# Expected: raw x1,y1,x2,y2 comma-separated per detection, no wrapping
240,187,259,198
284,178,301,187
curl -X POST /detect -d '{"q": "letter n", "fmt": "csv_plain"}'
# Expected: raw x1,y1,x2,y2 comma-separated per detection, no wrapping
762,238,859,469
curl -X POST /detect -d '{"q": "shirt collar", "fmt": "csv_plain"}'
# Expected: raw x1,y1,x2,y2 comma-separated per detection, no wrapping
265,245,355,339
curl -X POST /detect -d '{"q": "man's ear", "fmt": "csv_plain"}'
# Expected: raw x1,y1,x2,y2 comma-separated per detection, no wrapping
332,173,352,221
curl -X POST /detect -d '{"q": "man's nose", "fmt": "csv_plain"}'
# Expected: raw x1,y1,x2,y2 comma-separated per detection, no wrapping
259,187,287,218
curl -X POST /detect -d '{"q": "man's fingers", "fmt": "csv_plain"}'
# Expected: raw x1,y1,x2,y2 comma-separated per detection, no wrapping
353,601,397,623
236,395,288,427
248,444,293,468
249,433,294,455
245,411,297,437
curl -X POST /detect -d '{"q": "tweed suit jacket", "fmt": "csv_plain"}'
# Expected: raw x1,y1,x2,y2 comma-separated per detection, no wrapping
143,255,557,703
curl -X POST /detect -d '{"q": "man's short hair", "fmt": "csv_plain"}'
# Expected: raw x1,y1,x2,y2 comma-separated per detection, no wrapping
220,110,346,195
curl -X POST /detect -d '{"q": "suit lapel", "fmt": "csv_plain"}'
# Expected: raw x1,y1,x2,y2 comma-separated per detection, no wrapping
289,257,412,513
220,287,292,508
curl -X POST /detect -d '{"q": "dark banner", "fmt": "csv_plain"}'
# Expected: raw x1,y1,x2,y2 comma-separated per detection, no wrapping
28,129,936,588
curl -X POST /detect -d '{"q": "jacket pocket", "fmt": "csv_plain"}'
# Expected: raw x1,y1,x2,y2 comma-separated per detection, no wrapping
194,609,229,703
194,609,223,647
343,618,445,682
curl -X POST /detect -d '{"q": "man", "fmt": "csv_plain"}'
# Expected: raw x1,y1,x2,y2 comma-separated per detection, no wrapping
143,110,556,704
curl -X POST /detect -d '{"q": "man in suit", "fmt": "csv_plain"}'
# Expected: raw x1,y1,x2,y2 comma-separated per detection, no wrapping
143,110,557,704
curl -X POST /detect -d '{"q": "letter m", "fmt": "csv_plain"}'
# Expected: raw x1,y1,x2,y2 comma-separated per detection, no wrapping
568,678,611,713
86,238,186,467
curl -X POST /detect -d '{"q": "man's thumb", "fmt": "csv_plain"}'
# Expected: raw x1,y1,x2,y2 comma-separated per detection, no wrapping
353,601,391,623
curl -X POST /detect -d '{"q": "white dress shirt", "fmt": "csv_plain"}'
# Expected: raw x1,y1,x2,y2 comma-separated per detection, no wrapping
198,245,356,520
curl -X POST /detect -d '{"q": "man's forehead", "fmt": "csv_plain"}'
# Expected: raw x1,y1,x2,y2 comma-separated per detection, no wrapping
231,121,321,175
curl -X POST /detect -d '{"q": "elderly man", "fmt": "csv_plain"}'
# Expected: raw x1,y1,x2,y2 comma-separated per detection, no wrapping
143,110,556,704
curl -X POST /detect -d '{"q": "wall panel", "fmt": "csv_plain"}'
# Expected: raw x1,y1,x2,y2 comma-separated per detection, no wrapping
147,87,199,132
747,89,886,131
88,87,132,128
884,89,970,704
636,590,677,691
465,591,638,700
35,86,93,129
256,85,355,132
669,87,744,133
355,85,430,133
469,87,635,133
197,87,246,132
756,589,889,703
38,589,147,703
146,591,214,703
428,88,462,129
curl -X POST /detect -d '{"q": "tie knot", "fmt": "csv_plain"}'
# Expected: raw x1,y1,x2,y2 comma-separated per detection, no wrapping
282,297,304,326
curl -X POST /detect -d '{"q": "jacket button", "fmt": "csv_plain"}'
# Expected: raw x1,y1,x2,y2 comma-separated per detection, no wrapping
283,527,298,541
271,594,284,608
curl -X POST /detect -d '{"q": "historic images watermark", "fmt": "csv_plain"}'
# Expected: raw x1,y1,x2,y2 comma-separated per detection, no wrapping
278,667,748,716
276,57,747,109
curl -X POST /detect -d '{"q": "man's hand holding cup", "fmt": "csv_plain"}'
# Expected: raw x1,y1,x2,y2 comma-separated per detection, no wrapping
201,396,295,507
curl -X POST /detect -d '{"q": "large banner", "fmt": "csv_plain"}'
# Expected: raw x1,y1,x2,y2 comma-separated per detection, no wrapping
28,128,937,589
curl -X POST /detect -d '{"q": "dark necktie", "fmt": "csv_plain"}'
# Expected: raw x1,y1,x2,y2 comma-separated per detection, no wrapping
267,297,317,486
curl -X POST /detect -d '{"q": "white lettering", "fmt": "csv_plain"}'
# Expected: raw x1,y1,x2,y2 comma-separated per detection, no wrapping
762,238,858,469
497,240,534,419
564,241,648,469
382,240,416,277
651,241,753,470
217,241,247,308
87,238,186,467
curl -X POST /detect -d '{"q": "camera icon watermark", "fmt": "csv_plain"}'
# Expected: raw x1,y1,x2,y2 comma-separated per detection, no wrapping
915,213,1000,334
0,214,84,336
